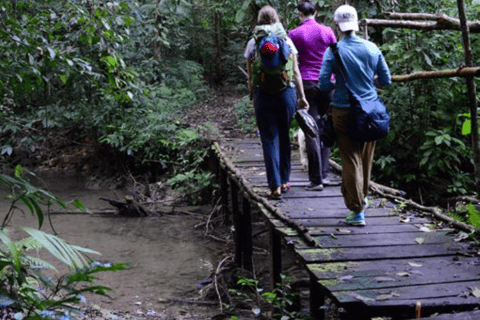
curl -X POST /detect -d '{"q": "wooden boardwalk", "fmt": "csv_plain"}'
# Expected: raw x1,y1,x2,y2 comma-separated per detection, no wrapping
212,138,480,320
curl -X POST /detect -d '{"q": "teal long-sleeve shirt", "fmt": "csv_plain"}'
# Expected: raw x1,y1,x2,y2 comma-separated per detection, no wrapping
319,36,391,108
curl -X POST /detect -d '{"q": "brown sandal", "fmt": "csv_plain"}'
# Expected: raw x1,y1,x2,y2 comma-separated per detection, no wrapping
281,183,290,193
266,189,282,200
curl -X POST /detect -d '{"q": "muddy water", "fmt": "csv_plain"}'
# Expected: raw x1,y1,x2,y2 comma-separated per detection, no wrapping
2,171,223,317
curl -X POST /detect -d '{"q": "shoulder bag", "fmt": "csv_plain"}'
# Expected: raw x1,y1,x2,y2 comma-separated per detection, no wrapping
329,43,390,142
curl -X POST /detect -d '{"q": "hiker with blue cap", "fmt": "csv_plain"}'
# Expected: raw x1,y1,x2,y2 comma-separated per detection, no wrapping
319,4,392,225
244,5,309,200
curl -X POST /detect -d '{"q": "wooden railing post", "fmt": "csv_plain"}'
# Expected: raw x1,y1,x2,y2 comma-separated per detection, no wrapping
457,0,480,194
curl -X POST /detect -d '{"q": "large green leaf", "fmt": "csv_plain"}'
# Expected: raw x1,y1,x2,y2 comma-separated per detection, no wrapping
235,0,254,23
21,227,100,270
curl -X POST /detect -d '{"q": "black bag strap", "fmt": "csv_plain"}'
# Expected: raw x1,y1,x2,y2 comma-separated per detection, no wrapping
329,43,356,104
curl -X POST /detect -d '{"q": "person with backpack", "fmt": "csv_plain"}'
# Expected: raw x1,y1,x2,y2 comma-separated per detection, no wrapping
288,0,337,191
244,5,309,200
319,4,391,225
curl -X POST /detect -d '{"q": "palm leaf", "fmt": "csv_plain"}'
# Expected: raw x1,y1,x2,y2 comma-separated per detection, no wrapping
21,227,100,270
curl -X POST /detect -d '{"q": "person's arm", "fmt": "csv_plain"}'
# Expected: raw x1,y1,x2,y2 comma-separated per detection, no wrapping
292,54,309,109
375,53,391,88
247,59,254,100
319,48,335,92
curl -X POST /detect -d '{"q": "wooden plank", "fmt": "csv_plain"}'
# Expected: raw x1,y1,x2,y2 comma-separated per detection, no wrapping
307,256,480,281
287,216,430,228
278,197,397,209
333,279,480,303
405,310,480,320
297,242,472,263
339,296,480,320
277,224,423,237
313,256,480,292
282,208,398,219
291,230,454,249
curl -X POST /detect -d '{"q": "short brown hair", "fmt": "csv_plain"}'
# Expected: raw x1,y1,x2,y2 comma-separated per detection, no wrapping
257,6,280,25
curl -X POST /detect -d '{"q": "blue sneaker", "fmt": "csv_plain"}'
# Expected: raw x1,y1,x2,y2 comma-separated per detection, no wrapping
346,211,366,226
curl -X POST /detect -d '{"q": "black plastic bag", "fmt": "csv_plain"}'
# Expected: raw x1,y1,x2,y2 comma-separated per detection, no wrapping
295,108,318,138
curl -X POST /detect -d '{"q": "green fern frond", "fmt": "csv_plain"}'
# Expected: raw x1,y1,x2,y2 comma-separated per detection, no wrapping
24,255,56,270
17,237,43,250
449,212,466,223
467,203,480,228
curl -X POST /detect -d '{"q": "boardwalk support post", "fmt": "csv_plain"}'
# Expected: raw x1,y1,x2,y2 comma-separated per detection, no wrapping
310,274,325,320
230,179,254,272
230,179,243,267
270,223,282,289
241,193,253,272
219,167,230,224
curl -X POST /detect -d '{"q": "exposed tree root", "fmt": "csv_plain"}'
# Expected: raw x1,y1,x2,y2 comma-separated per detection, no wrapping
330,159,479,235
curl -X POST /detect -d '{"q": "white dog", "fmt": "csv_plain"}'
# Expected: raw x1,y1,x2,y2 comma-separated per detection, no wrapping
294,129,308,171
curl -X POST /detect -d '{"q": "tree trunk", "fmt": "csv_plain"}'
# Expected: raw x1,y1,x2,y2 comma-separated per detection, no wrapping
153,0,162,59
456,0,480,194
214,11,223,84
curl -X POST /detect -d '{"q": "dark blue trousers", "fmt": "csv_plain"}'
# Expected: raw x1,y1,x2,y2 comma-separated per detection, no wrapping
254,86,296,189
303,81,333,184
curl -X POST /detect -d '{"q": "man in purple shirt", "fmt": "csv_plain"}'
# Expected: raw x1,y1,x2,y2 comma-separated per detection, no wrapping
288,0,337,191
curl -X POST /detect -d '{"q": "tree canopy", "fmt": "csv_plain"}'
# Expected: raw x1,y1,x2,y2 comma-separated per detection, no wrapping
0,0,479,205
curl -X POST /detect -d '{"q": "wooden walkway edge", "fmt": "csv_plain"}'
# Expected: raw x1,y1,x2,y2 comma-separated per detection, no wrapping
211,138,480,320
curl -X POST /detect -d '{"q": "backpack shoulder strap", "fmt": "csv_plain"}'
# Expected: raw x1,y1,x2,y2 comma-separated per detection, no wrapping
329,43,354,98
329,43,347,82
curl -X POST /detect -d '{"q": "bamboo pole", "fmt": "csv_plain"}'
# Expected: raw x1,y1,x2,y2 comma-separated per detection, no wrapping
391,66,480,82
359,17,480,32
457,0,480,195
386,12,480,28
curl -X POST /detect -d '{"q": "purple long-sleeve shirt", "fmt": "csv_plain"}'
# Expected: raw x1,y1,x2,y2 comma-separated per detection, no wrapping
288,19,337,81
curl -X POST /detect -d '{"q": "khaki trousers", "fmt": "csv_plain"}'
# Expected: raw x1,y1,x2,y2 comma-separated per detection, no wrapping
332,108,376,213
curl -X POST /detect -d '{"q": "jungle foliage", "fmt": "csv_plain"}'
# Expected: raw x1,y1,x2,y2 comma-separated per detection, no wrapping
0,0,479,205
